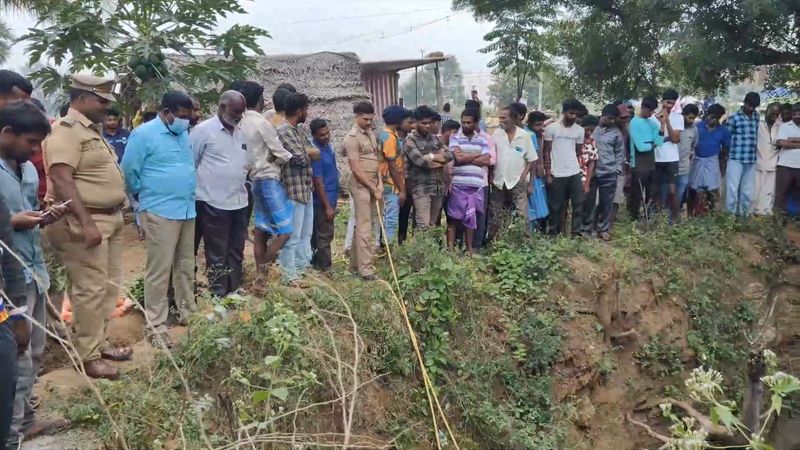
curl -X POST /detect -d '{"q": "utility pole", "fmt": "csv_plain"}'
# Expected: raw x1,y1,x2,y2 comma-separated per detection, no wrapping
537,71,544,111
434,62,443,111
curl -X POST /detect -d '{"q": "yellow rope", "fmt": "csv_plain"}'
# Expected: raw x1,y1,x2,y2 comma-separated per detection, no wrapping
373,199,460,450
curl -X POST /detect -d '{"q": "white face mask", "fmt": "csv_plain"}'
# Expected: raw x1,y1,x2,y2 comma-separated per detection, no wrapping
166,115,190,134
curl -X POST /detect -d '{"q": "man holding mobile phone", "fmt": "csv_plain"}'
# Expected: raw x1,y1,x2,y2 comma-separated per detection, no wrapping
0,101,70,448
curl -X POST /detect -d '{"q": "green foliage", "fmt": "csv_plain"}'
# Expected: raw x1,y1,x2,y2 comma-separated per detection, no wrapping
455,0,800,100
663,358,800,449
685,281,756,366
614,215,758,371
20,0,269,109
487,66,570,112
486,232,563,307
398,57,467,109
634,334,684,379
62,210,794,450
66,376,203,448
126,276,144,306
394,230,469,380
479,7,551,103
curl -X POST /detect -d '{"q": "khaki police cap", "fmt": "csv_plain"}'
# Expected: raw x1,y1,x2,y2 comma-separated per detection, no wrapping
70,74,116,102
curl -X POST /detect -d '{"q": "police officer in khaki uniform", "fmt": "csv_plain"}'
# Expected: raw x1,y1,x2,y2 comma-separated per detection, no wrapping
344,102,382,280
44,74,132,380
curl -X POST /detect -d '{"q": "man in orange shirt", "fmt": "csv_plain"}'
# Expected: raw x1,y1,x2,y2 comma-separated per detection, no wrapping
378,106,407,245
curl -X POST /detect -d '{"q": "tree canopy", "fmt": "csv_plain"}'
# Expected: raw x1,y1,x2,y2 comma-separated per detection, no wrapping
455,0,800,101
487,67,569,112
19,0,269,109
399,57,467,110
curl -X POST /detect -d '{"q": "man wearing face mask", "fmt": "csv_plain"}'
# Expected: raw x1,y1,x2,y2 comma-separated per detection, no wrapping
121,91,196,349
44,74,132,380
191,91,249,298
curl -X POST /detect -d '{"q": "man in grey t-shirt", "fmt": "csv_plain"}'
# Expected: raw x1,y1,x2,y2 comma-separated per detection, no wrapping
675,103,699,216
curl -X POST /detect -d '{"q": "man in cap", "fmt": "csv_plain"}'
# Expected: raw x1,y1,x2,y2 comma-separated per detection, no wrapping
44,74,132,380
345,101,382,281
378,105,407,245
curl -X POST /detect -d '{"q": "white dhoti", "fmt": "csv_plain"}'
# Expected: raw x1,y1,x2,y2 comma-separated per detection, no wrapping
753,169,776,216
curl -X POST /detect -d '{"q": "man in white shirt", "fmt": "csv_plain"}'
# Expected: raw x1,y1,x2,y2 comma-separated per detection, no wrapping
775,103,800,217
191,91,249,297
544,99,585,236
231,81,294,287
490,105,537,239
653,89,683,222
753,102,782,215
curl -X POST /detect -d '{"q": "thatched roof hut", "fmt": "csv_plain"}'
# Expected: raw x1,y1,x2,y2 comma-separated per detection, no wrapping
248,52,371,184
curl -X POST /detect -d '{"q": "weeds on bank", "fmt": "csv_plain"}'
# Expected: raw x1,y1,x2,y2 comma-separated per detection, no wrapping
60,212,795,449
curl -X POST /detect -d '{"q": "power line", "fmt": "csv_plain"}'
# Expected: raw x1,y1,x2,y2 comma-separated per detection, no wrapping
264,7,451,26
324,11,468,47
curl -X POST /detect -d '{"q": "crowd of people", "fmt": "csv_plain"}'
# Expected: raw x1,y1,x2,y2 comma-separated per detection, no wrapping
0,65,798,449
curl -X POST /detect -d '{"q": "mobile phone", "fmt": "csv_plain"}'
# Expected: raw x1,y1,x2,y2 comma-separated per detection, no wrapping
40,199,72,217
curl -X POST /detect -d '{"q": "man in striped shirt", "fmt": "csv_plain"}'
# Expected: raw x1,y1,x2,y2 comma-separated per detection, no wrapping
446,108,492,255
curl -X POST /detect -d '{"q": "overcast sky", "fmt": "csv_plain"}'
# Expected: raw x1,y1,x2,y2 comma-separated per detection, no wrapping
2,0,495,77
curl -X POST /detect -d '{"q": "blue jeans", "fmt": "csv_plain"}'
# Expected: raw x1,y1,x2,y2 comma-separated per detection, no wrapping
725,160,756,215
278,200,314,282
0,321,17,450
8,284,46,447
383,190,400,245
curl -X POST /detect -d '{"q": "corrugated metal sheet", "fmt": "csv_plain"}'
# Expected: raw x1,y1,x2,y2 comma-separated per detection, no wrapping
362,71,399,115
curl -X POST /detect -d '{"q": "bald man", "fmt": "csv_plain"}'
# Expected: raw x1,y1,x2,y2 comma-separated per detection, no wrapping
191,91,250,297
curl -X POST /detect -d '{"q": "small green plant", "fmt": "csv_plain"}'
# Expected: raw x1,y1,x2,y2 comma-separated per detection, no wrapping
635,334,684,379
659,351,800,449
126,276,145,305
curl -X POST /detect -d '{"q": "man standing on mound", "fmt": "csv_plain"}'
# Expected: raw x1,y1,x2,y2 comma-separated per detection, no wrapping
45,74,133,380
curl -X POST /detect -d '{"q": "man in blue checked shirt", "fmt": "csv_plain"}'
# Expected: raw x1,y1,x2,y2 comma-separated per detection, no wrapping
724,92,761,216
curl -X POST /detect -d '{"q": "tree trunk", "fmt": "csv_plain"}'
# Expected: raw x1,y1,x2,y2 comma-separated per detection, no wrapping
434,62,443,111
743,351,767,435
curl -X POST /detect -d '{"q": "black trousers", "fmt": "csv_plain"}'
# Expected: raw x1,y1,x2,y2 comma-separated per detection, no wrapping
398,184,414,245
775,165,800,216
593,175,618,233
0,322,17,450
548,174,584,235
311,205,335,270
627,169,657,221
194,201,249,297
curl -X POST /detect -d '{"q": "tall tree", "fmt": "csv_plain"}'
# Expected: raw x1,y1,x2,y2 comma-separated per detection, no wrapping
479,7,550,102
487,67,569,112
399,57,466,109
0,0,39,64
455,0,800,100
20,0,269,109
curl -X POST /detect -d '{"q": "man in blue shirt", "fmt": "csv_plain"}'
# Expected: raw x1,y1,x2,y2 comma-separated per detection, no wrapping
309,118,339,272
688,104,730,215
724,92,760,216
121,91,196,350
0,101,69,448
102,106,130,163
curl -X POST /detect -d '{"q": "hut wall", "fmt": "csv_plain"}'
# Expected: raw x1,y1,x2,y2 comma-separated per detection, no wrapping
362,71,399,116
250,52,372,186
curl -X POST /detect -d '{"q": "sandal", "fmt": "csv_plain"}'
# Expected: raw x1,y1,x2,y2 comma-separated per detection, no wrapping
100,346,134,361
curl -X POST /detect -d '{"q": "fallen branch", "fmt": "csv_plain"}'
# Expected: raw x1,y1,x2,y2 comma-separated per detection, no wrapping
625,413,670,444
658,398,735,441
